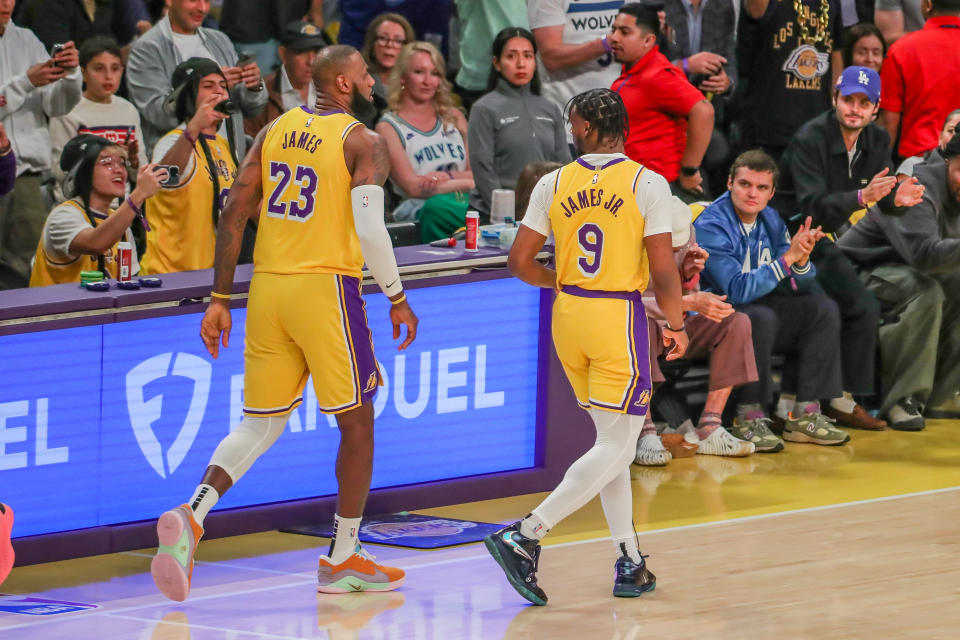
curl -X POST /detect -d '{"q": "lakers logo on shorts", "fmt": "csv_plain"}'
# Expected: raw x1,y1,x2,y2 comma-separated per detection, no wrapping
634,389,652,408
364,372,378,393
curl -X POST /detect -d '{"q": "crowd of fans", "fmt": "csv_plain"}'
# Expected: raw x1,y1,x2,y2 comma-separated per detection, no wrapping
1,0,959,449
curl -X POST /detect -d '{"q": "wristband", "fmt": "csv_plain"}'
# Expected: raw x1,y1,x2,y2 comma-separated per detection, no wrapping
857,189,865,207
126,196,151,231
210,291,231,300
665,322,686,333
680,166,699,177
391,293,406,305
682,57,689,74
601,35,613,54
182,128,197,145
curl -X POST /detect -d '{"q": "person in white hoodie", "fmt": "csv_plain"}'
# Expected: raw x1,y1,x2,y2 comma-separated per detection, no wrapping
0,0,82,287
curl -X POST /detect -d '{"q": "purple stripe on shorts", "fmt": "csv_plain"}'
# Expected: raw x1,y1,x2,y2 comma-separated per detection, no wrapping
624,299,653,416
340,275,380,406
561,285,642,302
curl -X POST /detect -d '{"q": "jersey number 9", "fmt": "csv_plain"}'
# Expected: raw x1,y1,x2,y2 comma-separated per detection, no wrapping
577,223,604,277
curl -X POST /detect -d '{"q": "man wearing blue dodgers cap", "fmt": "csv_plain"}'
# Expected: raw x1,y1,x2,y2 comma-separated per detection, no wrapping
774,65,926,431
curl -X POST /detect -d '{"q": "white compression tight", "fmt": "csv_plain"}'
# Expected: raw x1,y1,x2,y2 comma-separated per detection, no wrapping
529,409,643,543
208,415,288,482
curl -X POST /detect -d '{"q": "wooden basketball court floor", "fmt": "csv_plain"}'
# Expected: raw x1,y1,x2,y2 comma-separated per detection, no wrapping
2,420,959,639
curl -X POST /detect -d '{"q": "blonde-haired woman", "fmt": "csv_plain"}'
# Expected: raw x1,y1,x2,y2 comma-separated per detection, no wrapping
376,41,474,243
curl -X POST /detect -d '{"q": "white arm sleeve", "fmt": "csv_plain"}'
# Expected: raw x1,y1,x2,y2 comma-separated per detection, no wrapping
351,184,403,297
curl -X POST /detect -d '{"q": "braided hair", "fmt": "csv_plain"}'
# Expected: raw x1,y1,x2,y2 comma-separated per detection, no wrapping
566,88,629,146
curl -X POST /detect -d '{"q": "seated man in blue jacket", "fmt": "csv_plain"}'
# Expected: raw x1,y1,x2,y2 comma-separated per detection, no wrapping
694,150,851,448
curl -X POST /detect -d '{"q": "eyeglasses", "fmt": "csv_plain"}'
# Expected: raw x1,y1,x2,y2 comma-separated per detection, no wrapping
375,35,407,48
97,156,127,170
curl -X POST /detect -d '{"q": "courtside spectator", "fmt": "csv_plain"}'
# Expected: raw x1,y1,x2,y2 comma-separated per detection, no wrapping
50,37,147,191
243,21,329,137
17,0,140,49
839,132,960,426
777,67,924,429
695,150,852,448
736,0,844,161
609,4,714,196
842,23,887,72
643,201,762,459
468,28,569,217
880,0,960,160
528,0,624,140
0,9,81,289
376,42,474,242
514,160,563,221
126,0,266,156
897,108,960,178
360,13,414,127
453,0,528,114
140,58,238,275
339,0,452,57
876,0,926,43
0,125,14,196
29,134,164,286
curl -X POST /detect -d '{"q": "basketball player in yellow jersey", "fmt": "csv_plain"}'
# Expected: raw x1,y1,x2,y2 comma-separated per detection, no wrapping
149,46,418,602
484,89,689,605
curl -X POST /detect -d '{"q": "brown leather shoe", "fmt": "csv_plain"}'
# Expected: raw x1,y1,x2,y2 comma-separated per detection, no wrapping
660,433,698,458
825,404,888,430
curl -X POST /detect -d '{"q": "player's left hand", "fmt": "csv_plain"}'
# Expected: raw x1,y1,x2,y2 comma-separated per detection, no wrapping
200,299,232,358
390,299,418,350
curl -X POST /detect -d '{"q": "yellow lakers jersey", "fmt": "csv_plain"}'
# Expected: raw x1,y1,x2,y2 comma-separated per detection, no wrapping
140,130,236,275
549,157,649,292
29,200,126,287
254,107,365,276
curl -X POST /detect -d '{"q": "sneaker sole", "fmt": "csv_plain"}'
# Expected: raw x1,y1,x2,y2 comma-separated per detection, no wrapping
890,418,925,431
152,510,190,602
613,581,656,598
317,576,405,594
754,441,785,453
782,431,849,446
483,536,547,606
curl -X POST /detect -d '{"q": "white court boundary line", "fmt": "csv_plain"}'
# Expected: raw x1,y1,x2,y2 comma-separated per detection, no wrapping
2,485,957,633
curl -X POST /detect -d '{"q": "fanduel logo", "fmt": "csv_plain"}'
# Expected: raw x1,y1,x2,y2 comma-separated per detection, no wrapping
125,352,212,478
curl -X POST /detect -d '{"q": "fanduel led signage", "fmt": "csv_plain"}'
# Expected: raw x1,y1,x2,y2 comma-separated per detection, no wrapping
0,278,541,537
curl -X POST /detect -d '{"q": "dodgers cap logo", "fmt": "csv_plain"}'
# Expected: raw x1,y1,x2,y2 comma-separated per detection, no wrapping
125,353,212,478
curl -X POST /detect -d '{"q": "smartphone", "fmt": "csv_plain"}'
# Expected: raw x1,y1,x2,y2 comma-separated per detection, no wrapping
155,165,180,187
236,51,256,68
51,43,65,67
213,99,236,114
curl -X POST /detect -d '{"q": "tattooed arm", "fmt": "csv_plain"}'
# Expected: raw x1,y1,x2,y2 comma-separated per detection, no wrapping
200,126,266,358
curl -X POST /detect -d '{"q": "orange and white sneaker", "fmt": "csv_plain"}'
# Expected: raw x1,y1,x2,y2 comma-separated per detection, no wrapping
317,545,405,593
151,504,204,601
0,503,13,586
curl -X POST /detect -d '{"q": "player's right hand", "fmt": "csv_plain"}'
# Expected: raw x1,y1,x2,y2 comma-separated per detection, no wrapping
200,300,232,359
390,300,418,350
663,327,689,360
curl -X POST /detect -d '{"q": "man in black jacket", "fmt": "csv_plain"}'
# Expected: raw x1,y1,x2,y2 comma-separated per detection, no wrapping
775,67,927,430
839,133,960,428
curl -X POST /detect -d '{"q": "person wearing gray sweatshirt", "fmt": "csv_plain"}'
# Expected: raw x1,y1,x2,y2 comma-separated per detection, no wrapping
467,27,569,216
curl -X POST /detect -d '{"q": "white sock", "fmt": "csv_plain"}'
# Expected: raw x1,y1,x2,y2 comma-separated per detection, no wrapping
519,512,550,540
328,515,362,564
830,392,856,413
188,484,219,526
776,393,796,419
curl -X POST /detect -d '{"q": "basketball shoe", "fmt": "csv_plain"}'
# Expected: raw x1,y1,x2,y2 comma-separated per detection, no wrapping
0,503,13,586
317,545,405,593
612,546,656,598
484,522,547,605
151,504,204,601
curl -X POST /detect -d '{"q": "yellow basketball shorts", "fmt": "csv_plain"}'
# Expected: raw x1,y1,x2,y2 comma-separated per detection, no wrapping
243,272,381,416
552,286,652,416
